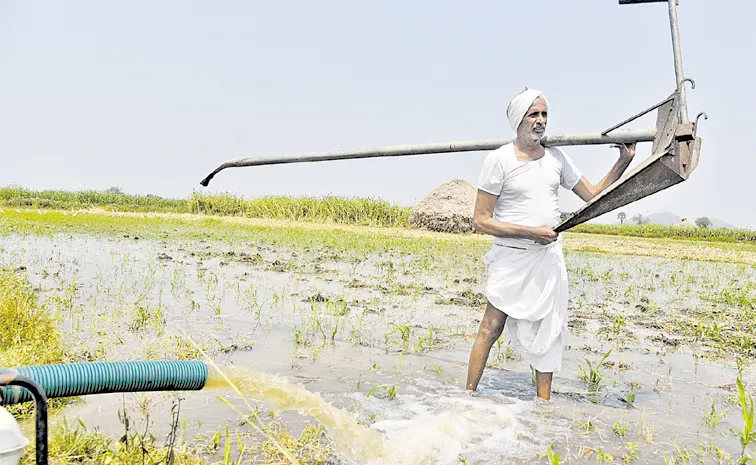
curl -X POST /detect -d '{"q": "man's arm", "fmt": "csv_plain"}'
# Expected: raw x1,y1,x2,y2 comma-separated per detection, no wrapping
472,190,558,245
571,143,636,202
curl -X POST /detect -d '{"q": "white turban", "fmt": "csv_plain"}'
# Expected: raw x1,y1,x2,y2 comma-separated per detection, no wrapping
506,88,548,132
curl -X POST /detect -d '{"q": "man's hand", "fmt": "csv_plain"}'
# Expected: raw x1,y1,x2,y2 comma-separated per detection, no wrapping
611,142,636,160
530,226,558,245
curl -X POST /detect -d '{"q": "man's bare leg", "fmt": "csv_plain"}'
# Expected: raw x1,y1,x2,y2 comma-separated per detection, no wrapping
535,370,553,400
466,302,507,391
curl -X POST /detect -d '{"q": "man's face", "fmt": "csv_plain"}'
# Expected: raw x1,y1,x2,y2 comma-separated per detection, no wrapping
518,98,548,142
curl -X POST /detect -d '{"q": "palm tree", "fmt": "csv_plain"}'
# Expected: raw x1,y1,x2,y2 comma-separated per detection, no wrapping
617,212,627,225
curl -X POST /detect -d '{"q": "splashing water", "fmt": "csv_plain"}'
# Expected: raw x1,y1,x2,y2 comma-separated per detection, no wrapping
204,366,558,464
205,365,392,464
352,379,560,465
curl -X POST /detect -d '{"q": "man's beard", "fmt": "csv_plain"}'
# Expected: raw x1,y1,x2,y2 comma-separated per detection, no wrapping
528,125,545,141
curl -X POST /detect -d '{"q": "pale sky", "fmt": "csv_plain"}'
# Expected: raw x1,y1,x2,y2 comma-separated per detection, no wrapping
2,1,754,228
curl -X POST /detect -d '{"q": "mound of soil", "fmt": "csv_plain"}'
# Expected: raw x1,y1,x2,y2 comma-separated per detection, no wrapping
409,179,477,233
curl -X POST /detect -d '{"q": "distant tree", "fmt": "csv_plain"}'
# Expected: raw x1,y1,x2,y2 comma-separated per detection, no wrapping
617,212,627,225
695,217,712,228
631,213,649,225
104,186,125,195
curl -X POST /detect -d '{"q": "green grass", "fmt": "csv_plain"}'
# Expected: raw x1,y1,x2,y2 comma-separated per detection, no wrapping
572,223,756,243
1,186,411,228
186,192,410,227
3,186,756,242
30,418,207,465
3,207,756,269
0,268,71,417
0,268,67,368
22,412,331,465
0,209,484,260
0,186,187,212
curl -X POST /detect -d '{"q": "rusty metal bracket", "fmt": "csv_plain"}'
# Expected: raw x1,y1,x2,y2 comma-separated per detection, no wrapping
601,76,695,137
651,91,681,156
601,95,675,136
555,89,702,232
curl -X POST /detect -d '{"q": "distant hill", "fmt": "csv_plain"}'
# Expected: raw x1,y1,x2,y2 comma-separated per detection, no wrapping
644,211,737,229
709,218,737,229
647,212,681,226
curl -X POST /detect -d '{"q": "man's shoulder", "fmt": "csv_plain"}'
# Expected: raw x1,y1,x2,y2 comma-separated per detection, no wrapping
493,142,515,153
546,146,572,165
546,146,567,159
484,142,515,162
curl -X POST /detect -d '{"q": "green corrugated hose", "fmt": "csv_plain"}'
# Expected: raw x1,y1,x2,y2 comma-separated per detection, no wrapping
0,360,208,405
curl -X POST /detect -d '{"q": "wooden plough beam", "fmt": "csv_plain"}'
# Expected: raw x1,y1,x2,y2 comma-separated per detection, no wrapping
199,0,706,232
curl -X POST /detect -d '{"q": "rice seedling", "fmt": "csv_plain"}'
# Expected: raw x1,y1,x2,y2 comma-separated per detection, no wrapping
731,359,756,463
612,313,626,334
356,373,366,390
614,421,628,437
623,442,639,462
415,327,441,353
541,444,561,464
662,441,698,465
366,385,398,400
578,349,613,391
703,396,727,429
424,364,444,374
290,319,313,348
571,418,596,433
624,285,636,302
596,448,615,463
384,323,412,353
624,385,637,406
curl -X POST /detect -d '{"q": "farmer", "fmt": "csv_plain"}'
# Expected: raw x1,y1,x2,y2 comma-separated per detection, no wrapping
465,88,636,400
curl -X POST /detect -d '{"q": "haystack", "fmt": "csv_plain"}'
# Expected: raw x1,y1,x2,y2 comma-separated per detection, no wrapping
409,179,477,233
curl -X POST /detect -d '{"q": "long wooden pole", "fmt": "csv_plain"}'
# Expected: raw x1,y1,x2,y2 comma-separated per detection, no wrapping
200,129,655,186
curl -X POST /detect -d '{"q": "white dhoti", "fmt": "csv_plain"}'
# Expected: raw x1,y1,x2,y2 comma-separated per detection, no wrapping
475,88,581,375
483,236,569,373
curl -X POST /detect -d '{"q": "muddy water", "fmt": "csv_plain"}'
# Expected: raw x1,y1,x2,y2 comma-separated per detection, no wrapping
1,234,754,463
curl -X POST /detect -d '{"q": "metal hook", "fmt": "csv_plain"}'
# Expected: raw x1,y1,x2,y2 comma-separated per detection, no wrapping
681,77,696,90
693,111,708,138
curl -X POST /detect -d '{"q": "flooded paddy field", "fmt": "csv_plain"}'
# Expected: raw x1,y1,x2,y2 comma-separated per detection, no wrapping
1,211,755,464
